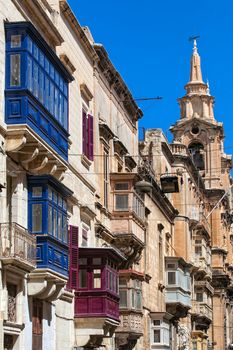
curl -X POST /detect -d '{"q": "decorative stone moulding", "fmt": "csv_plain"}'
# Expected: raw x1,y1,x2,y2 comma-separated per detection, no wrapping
27,270,67,301
5,126,67,180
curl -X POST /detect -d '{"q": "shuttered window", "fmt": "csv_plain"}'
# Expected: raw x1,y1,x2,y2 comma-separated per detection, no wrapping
68,225,79,290
82,110,94,161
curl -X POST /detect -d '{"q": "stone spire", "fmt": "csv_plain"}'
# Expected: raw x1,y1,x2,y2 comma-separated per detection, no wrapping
184,39,208,96
189,39,203,83
176,40,215,120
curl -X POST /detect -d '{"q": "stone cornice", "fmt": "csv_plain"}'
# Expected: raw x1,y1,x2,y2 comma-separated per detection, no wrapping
94,44,143,123
12,0,64,47
59,0,99,62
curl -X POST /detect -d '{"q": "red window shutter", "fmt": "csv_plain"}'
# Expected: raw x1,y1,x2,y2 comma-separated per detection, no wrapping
82,110,87,156
88,114,94,161
68,225,79,290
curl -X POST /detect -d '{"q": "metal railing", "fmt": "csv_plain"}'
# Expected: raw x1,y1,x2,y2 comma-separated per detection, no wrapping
0,222,36,267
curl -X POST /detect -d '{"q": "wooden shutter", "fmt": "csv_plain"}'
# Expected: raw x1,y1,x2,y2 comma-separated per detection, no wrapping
88,114,94,161
68,225,79,290
32,299,43,350
82,110,87,156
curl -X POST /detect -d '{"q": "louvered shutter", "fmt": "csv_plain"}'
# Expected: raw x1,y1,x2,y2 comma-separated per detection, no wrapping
82,110,87,156
68,225,79,290
88,114,94,161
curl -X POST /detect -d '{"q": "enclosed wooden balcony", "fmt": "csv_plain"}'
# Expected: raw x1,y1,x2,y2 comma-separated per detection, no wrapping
0,222,36,271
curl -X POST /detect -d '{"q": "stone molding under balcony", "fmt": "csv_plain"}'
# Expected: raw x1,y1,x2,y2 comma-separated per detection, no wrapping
5,126,67,180
0,222,36,272
28,269,67,301
112,233,145,268
115,310,143,350
74,317,118,348
191,301,213,327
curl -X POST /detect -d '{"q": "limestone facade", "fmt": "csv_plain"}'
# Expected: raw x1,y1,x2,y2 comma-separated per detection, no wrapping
0,2,232,350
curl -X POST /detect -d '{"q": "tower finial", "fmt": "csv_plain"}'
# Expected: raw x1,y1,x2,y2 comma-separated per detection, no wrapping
188,35,203,83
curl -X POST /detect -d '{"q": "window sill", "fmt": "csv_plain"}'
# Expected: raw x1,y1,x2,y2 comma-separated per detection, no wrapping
81,154,92,169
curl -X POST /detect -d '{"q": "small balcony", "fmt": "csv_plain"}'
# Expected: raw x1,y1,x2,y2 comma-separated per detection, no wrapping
194,256,212,279
165,257,191,319
0,222,36,271
74,247,125,348
192,301,213,323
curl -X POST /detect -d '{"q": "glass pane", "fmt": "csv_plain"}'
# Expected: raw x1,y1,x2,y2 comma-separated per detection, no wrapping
93,269,101,289
45,76,49,110
168,271,176,285
33,63,39,98
93,258,101,265
11,35,21,48
48,187,53,200
32,204,42,232
32,187,42,197
131,289,135,308
79,269,87,288
153,320,160,326
54,87,58,118
10,54,21,87
154,330,160,343
27,37,33,53
63,216,68,243
39,69,44,104
79,258,87,265
58,212,62,240
115,182,129,190
53,191,57,204
33,44,39,60
58,195,62,207
53,209,57,237
119,278,127,287
115,194,128,211
136,291,142,310
119,290,127,308
48,206,52,234
27,56,33,92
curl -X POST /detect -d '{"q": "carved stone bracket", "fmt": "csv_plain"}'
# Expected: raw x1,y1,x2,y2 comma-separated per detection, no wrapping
112,233,144,268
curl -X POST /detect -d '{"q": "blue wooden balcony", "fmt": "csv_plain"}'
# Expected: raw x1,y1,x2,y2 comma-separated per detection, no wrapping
5,22,73,160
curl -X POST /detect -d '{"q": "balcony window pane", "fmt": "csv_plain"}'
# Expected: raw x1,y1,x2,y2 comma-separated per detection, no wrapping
153,330,160,343
33,63,39,98
115,182,129,190
79,269,87,288
28,37,33,53
136,291,142,310
196,292,203,302
153,320,160,326
11,35,21,48
39,69,44,104
131,289,135,309
167,271,176,285
48,205,52,234
63,216,67,243
53,209,57,237
32,204,42,232
27,56,33,92
44,76,49,110
33,44,39,60
115,194,128,211
119,290,127,308
58,212,62,240
48,187,52,200
93,258,101,265
10,54,21,87
79,258,87,265
93,269,101,289
32,187,42,198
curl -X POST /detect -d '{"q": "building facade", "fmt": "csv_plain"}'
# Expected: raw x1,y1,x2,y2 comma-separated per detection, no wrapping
0,1,233,350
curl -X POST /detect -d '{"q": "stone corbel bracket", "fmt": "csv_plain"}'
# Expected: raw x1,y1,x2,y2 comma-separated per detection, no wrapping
27,270,67,302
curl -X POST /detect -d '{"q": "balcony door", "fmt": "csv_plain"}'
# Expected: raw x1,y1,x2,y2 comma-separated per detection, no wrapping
32,299,43,350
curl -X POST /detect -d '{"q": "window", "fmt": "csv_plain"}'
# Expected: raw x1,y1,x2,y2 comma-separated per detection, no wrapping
151,319,170,346
115,194,128,211
32,299,43,350
10,54,21,86
93,269,101,288
119,278,142,311
196,292,203,302
7,283,17,323
82,110,94,160
79,269,87,289
28,177,70,244
167,271,176,285
81,224,89,247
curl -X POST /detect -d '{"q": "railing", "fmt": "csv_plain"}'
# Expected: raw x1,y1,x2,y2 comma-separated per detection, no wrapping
171,143,189,157
117,312,143,334
192,301,213,321
0,222,36,267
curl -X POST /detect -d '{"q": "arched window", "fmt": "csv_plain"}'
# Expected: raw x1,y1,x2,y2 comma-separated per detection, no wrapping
188,142,205,170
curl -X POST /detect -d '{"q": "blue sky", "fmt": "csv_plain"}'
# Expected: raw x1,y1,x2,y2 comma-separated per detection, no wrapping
68,0,233,149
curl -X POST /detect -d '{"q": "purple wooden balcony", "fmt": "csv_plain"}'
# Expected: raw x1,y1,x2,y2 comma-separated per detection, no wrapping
74,247,124,321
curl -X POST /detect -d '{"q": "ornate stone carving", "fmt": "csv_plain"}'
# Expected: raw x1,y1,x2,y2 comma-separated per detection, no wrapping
178,324,190,350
